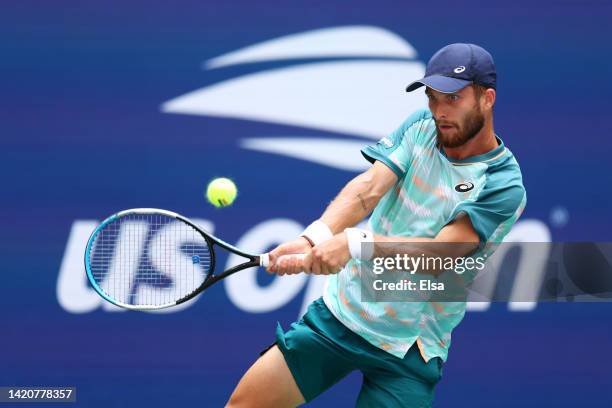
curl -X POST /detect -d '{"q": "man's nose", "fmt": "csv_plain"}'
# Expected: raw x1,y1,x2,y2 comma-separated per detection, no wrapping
430,103,448,120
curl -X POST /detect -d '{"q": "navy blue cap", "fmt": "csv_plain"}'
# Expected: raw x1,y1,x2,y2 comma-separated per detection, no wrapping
406,43,496,93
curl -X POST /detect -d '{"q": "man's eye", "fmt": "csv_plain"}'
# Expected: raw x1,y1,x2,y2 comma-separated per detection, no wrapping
448,95,460,101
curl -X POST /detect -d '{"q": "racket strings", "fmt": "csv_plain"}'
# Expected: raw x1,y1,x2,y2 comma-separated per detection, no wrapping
89,213,212,307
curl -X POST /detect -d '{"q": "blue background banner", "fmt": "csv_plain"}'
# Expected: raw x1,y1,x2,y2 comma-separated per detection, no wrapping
2,1,612,406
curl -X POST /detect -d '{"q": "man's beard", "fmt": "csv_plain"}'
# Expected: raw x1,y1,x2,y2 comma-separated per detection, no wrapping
435,106,485,148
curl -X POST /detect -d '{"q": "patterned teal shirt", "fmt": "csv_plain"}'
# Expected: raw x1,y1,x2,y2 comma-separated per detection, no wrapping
323,108,527,362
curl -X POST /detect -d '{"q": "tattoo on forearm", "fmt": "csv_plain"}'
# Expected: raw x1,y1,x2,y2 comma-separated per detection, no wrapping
357,193,368,212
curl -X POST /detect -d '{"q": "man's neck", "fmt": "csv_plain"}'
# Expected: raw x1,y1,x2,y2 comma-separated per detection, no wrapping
443,122,498,161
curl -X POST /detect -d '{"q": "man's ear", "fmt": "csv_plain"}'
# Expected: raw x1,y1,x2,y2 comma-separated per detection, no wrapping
484,88,496,110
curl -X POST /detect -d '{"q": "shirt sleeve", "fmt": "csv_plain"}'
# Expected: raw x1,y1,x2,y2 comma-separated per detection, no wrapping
361,109,431,178
447,169,527,243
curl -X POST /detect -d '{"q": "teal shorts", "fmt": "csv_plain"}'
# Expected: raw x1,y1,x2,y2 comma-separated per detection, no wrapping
268,298,443,407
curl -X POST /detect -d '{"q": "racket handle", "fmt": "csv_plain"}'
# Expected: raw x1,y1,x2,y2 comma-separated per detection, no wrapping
260,253,270,267
259,253,306,268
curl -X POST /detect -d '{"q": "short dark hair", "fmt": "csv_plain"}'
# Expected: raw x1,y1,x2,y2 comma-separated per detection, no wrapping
472,84,495,112
472,84,489,99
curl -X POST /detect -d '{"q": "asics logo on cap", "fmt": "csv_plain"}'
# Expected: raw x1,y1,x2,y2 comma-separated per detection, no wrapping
454,66,466,73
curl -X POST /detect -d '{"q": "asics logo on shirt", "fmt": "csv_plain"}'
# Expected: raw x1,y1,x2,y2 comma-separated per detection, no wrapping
455,181,474,192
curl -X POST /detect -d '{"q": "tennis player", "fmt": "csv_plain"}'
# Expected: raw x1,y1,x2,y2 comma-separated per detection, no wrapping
227,43,526,407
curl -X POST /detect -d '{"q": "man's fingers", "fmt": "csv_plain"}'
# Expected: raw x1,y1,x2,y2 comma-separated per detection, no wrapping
268,247,287,263
268,238,311,269
271,254,307,275
310,258,321,275
302,253,313,274
288,256,302,274
321,261,333,275
280,256,294,275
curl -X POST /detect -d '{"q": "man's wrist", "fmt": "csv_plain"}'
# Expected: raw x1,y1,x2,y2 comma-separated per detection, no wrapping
344,228,374,260
301,220,333,247
300,235,315,247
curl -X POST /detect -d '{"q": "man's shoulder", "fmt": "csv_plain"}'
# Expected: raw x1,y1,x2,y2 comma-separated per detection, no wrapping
398,108,434,132
482,148,526,208
391,108,436,147
486,145,523,184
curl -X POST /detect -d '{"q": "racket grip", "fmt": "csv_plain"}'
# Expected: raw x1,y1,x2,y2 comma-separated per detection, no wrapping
259,253,306,268
260,253,270,267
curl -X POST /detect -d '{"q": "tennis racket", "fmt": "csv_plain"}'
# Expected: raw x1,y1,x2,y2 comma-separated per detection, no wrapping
84,208,303,310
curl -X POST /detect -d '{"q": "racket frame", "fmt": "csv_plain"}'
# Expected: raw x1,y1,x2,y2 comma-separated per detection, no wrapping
84,208,265,310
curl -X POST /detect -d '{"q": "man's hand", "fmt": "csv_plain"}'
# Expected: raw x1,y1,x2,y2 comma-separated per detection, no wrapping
266,237,312,275
303,233,351,275
267,234,352,276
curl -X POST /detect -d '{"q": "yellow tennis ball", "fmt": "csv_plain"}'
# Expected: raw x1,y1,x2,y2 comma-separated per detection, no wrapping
206,177,237,208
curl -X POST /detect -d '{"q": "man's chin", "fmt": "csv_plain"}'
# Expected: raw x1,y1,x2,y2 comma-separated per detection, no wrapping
439,135,468,149
436,126,468,147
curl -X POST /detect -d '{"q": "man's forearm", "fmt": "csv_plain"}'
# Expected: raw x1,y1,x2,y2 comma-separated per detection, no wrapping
372,235,477,259
372,213,480,260
371,235,479,276
319,170,389,234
